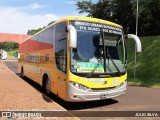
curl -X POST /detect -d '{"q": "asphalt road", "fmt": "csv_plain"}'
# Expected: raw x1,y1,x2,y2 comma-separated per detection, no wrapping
3,61,160,118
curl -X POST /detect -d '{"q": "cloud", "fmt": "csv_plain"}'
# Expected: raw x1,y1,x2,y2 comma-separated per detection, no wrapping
64,1,75,5
29,2,48,10
0,6,63,34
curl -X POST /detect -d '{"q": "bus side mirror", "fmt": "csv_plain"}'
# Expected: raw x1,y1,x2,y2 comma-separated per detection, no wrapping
126,34,142,53
67,25,77,48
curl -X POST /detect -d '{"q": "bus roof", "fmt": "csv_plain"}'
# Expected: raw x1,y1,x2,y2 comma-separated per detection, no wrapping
21,16,122,44
63,16,122,28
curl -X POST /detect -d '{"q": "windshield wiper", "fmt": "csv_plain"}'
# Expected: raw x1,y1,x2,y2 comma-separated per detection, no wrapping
101,29,107,73
107,54,121,76
101,28,121,76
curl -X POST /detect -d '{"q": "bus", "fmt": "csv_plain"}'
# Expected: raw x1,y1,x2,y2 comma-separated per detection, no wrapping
18,16,142,102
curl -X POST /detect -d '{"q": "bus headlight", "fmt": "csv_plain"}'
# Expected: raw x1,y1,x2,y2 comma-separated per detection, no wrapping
116,80,126,88
120,80,126,87
69,82,90,91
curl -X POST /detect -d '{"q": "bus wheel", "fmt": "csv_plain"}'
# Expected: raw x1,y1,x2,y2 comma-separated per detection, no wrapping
44,76,50,94
21,67,24,78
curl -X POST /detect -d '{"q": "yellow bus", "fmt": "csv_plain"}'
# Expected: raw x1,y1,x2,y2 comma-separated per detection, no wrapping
18,16,142,102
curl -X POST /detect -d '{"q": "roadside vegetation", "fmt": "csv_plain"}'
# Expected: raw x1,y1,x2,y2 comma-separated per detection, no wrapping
0,42,19,58
127,36,160,88
8,50,18,58
75,0,160,88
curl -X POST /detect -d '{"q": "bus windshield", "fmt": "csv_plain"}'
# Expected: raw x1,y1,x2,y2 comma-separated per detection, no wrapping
70,21,126,76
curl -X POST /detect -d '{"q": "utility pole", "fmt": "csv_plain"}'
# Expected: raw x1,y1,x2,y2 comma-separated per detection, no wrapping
134,0,139,78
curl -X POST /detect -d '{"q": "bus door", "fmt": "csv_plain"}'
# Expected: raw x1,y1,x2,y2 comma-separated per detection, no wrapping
55,22,67,99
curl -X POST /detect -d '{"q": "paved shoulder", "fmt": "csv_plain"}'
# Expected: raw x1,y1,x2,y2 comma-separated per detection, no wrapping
0,61,77,119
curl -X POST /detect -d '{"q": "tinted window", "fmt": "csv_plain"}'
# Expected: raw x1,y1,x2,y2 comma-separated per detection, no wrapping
40,26,54,44
55,23,67,73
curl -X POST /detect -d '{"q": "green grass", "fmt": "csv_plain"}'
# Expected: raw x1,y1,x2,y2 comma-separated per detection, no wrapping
126,36,160,88
8,50,18,57
128,78,160,88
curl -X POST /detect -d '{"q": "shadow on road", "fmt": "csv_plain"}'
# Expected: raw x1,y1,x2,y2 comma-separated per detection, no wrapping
16,73,119,110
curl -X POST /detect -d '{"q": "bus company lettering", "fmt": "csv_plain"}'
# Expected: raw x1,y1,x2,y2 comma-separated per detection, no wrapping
25,54,40,63
81,78,105,84
74,21,122,35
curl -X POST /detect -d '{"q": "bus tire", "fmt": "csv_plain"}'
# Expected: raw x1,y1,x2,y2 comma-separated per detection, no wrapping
43,74,50,94
21,67,25,78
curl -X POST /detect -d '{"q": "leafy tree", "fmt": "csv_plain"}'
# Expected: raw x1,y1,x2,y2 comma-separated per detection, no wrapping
0,42,19,51
76,0,134,34
76,0,160,36
76,0,113,20
27,21,55,35
27,27,45,35
48,21,55,26
132,0,160,36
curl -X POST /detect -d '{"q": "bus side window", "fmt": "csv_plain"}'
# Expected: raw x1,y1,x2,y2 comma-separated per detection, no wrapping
55,22,67,73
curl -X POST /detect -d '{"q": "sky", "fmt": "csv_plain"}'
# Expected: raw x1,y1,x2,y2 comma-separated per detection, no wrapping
0,0,91,34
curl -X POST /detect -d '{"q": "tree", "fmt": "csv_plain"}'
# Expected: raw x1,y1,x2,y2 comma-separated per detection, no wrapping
27,27,45,35
27,21,55,35
0,42,19,51
76,0,114,20
132,0,160,36
48,21,55,26
76,0,134,34
76,0,160,36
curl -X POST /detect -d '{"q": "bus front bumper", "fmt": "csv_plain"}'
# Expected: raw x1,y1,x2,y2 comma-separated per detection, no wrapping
66,81,127,102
